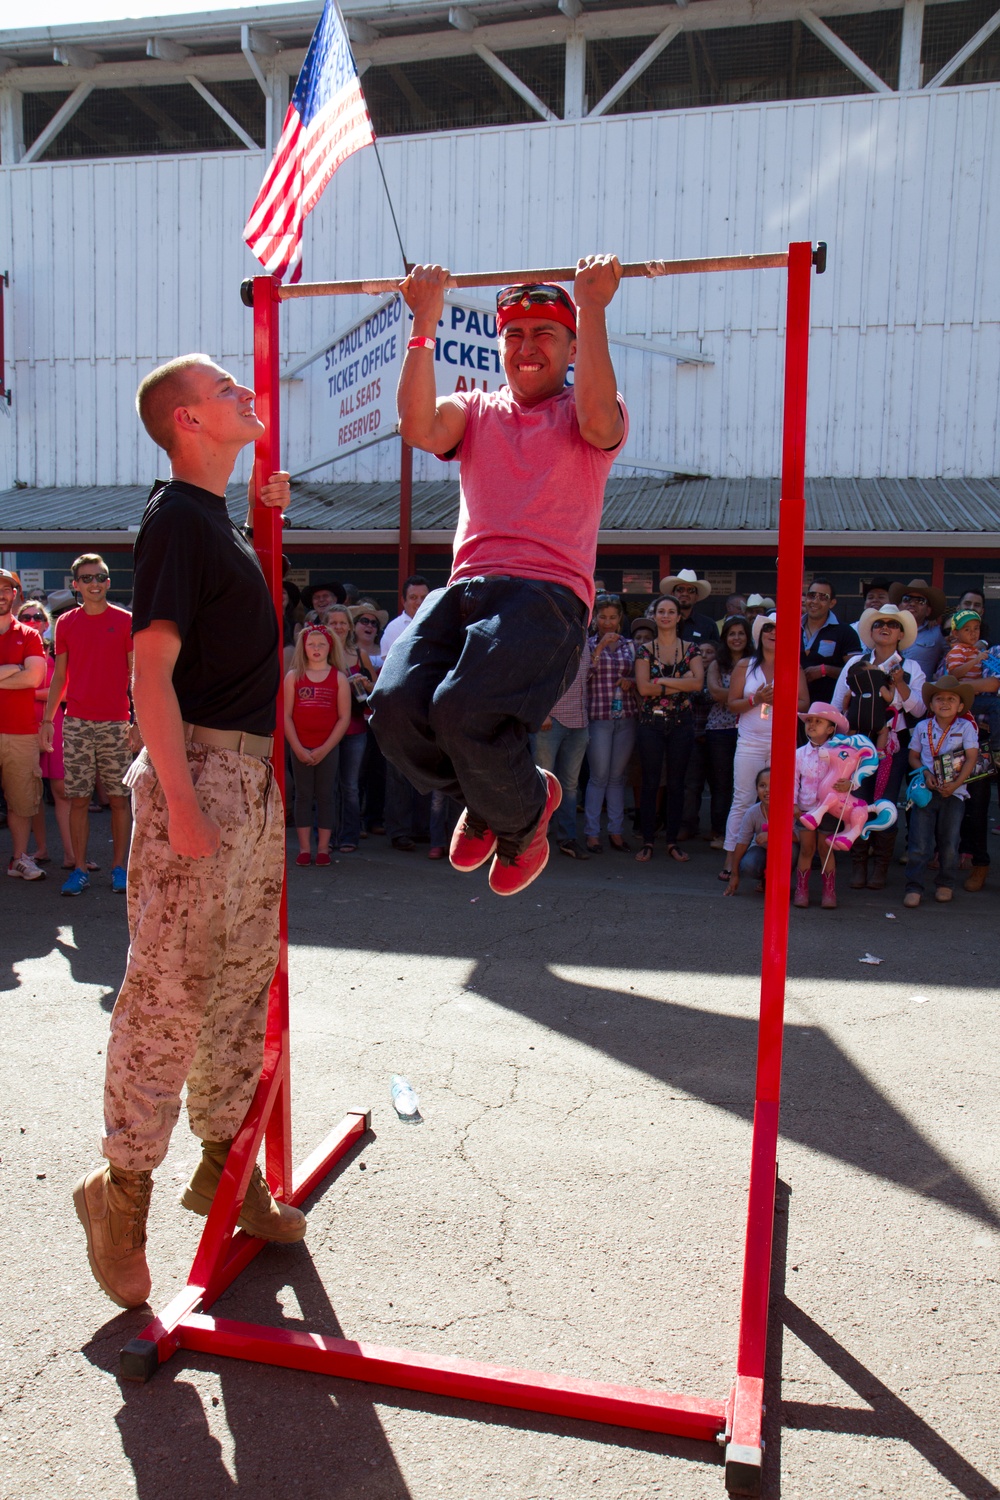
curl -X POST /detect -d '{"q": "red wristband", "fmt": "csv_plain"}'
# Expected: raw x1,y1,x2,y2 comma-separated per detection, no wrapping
407,336,435,351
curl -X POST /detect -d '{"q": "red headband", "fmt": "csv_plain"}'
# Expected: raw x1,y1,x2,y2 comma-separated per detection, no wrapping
496,285,577,337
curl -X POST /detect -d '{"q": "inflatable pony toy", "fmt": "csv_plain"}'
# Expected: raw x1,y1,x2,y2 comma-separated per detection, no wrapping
799,733,898,850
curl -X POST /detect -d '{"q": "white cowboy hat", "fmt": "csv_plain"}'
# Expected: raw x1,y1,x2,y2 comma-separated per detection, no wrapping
659,568,712,602
857,604,917,651
745,593,768,610
751,612,777,646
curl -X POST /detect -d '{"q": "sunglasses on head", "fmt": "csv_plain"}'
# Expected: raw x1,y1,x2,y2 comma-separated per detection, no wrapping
496,284,575,314
76,571,109,584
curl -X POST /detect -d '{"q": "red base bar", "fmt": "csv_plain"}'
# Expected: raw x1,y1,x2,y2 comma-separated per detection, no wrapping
176,1313,726,1443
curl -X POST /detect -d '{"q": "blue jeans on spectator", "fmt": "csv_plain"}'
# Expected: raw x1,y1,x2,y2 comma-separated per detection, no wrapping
584,717,637,838
369,576,586,859
533,719,589,845
972,692,1000,752
636,716,696,847
335,730,367,848
430,789,460,848
905,791,965,892
738,843,767,882
385,763,430,844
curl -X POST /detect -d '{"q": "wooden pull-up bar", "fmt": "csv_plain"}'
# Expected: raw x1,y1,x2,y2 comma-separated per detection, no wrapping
239,248,829,306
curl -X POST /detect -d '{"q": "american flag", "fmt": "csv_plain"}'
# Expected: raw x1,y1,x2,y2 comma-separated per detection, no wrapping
244,1,374,283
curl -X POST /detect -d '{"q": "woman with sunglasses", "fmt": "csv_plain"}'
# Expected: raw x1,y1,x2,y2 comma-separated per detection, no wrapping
720,615,809,882
324,605,378,853
371,256,627,897
17,600,76,871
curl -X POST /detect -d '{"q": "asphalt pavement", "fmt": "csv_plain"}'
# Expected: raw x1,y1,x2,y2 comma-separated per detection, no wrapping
1,808,998,1500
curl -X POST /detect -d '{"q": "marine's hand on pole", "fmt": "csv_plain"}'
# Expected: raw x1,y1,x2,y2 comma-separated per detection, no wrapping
574,254,622,311
399,264,450,336
246,466,292,528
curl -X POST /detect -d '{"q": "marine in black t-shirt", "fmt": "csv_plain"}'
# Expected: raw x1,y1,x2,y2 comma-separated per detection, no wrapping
132,479,279,737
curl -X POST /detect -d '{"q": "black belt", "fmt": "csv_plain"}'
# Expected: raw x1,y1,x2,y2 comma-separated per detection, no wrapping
476,575,587,615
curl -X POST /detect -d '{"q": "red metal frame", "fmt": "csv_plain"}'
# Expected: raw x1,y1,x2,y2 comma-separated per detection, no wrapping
121,247,820,1499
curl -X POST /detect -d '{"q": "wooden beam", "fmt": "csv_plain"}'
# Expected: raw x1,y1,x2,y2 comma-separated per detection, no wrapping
3,50,305,92
472,43,558,121
898,0,924,88
564,32,587,117
21,81,94,164
0,86,25,164
923,3,1000,88
186,74,260,149
798,10,894,93
588,23,681,116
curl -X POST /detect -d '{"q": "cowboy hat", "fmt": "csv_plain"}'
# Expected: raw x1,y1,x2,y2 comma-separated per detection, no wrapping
751,612,777,646
798,701,850,734
658,568,711,602
349,602,389,631
0,567,22,593
888,578,947,619
857,604,917,651
301,580,346,610
922,674,975,712
744,593,768,611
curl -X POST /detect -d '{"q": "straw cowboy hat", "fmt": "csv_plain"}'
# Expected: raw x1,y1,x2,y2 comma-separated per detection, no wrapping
349,602,390,631
659,568,712,602
751,612,777,646
888,578,947,619
922,674,975,712
856,604,918,651
798,701,850,734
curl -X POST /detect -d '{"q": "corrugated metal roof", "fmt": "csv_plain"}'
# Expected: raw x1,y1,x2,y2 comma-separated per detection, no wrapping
1,476,999,537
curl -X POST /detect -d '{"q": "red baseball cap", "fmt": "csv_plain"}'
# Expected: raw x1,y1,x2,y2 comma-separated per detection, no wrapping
495,283,577,336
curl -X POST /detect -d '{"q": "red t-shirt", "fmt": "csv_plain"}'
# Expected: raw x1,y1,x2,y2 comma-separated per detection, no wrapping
446,385,628,614
292,671,341,749
0,619,45,735
55,604,133,721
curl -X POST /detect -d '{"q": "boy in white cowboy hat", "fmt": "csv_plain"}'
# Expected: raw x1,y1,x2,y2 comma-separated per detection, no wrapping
659,569,719,645
903,676,978,907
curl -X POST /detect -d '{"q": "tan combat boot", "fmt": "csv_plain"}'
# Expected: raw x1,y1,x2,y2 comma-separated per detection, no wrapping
73,1163,153,1309
180,1141,307,1243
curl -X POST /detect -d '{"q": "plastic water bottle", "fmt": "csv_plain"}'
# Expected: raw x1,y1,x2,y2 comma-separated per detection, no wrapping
390,1074,422,1124
611,684,623,717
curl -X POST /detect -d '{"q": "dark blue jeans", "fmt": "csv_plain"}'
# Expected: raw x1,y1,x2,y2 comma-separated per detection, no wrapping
369,577,586,858
636,715,696,846
905,791,965,892
334,730,367,847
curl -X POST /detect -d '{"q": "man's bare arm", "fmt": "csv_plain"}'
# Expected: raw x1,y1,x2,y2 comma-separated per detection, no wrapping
132,621,220,859
0,656,45,690
396,265,468,454
573,254,625,450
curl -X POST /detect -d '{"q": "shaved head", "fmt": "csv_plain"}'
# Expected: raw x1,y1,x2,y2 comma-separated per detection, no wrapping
136,354,215,453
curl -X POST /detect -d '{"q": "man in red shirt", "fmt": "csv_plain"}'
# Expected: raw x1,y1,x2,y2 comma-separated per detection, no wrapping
0,568,48,880
369,256,626,896
41,554,135,895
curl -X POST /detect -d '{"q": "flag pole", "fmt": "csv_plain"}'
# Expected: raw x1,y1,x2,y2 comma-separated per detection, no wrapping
371,140,411,274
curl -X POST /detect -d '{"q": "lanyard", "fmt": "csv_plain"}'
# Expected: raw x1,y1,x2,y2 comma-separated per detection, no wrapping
928,719,955,760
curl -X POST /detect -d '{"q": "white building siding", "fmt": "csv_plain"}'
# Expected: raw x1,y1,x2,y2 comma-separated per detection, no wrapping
1,82,998,493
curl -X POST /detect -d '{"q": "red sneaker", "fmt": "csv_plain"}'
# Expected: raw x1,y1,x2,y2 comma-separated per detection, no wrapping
449,814,497,872
488,771,562,898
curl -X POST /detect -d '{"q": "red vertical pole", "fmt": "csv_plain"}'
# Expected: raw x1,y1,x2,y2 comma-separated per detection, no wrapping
399,440,414,598
726,242,814,1496
251,275,293,1199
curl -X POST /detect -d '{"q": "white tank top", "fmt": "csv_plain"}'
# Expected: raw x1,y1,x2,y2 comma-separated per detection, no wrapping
738,662,774,743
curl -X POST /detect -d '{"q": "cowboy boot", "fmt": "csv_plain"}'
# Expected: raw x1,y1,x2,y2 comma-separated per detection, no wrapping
866,828,897,890
821,869,838,908
74,1163,153,1308
181,1141,307,1242
793,869,810,907
849,840,869,889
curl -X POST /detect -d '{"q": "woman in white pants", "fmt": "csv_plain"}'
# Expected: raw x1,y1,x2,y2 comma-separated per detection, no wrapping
719,614,808,881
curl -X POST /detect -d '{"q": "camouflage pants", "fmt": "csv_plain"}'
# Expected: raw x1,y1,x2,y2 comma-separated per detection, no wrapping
103,744,283,1172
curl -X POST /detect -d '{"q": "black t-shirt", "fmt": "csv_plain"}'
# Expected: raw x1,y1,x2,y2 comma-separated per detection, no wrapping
800,617,861,702
131,479,279,736
679,610,720,644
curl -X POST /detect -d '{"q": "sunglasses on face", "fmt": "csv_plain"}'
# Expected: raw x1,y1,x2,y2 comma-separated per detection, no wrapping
76,571,109,584
355,616,378,627
899,594,924,604
496,284,575,315
20,613,46,622
872,620,902,629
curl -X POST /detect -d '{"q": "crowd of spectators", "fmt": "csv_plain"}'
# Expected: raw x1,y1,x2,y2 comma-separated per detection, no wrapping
2,559,997,912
